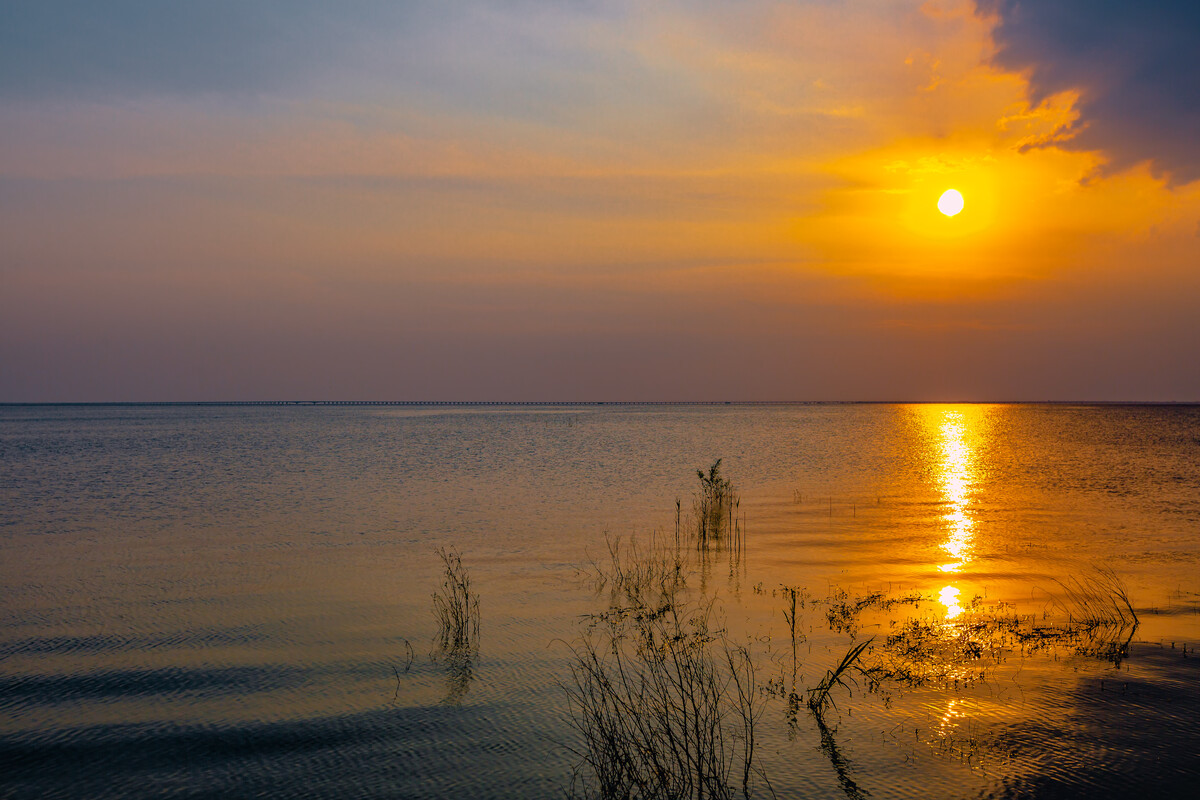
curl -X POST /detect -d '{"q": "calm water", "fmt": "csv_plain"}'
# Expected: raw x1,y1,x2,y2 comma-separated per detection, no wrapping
2,403,1199,798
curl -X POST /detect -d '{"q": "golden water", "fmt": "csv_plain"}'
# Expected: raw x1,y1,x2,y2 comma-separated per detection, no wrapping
1,403,1198,798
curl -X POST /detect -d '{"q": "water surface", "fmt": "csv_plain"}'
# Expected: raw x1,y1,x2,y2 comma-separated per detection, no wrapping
2,403,1198,798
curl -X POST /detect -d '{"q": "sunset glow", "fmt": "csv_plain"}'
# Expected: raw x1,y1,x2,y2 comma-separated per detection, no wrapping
4,4,1199,796
1,2,1197,401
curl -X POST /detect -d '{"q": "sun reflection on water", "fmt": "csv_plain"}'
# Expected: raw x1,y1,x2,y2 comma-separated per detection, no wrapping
939,585,963,619
924,406,983,618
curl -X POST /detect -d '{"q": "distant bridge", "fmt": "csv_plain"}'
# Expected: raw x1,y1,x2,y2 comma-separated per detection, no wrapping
2,400,843,407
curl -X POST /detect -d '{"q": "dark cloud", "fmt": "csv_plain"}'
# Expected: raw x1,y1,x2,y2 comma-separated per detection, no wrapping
0,0,413,99
980,0,1200,183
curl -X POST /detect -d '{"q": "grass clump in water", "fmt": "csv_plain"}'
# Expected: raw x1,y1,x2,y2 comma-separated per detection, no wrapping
1055,566,1138,629
585,533,687,612
808,637,874,717
694,459,741,550
433,546,480,652
564,601,768,800
432,546,480,703
566,462,767,798
1053,566,1139,663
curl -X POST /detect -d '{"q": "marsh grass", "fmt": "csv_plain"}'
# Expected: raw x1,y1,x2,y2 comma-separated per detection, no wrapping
808,638,875,717
780,585,808,679
433,546,480,652
564,601,769,800
564,464,770,799
1055,566,1139,629
825,590,925,637
585,533,687,611
585,459,747,613
432,547,480,702
1052,567,1139,663
566,458,1160,799
694,460,743,553
863,569,1141,697
568,473,1149,798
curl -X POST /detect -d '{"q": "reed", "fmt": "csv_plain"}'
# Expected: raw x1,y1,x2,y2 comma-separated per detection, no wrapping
694,459,740,549
564,601,769,800
808,638,874,717
432,546,480,653
1050,567,1139,664
779,585,808,686
1055,566,1138,629
585,533,687,611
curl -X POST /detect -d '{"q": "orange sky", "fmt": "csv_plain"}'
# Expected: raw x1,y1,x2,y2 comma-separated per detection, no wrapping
2,1,1198,400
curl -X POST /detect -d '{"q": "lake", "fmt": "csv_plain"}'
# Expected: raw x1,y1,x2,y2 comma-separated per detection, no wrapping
2,403,1199,798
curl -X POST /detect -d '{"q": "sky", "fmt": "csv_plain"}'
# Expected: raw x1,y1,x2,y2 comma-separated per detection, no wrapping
2,0,1198,402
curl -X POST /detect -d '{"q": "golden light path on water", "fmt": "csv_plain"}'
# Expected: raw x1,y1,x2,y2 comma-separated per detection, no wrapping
927,407,981,619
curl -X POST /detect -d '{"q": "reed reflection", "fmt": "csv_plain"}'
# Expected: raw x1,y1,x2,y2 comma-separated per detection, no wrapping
922,406,984,619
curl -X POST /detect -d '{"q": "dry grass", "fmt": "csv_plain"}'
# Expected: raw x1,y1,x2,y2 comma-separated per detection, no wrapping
564,601,769,800
585,533,687,611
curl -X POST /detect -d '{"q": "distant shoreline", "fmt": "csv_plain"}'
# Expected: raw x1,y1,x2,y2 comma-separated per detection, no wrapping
2,400,1197,408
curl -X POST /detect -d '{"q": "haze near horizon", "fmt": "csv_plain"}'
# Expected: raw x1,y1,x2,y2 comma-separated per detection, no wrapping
2,1,1198,402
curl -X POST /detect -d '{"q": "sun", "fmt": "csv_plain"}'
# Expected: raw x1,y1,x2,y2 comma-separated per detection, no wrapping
938,189,964,217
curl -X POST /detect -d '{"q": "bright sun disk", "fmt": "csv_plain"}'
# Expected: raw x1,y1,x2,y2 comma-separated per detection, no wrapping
938,189,964,217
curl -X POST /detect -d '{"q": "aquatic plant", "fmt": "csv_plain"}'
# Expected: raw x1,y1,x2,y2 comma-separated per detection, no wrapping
1055,566,1138,629
825,590,924,637
564,601,768,800
585,533,686,611
808,637,874,717
1053,567,1139,664
779,585,808,685
694,459,740,549
432,547,481,703
390,639,416,703
432,546,480,654
858,569,1142,698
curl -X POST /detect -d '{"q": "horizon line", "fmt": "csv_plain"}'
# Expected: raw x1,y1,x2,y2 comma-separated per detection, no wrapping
2,400,1197,407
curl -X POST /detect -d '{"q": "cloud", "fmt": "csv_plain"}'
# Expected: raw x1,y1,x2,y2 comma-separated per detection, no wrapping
980,0,1200,183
